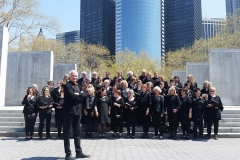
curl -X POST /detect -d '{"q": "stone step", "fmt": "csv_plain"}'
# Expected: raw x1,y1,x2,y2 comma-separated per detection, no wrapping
0,131,239,138
221,114,240,118
221,118,240,122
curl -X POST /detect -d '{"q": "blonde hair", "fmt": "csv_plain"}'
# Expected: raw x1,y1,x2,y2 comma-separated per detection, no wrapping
168,87,177,96
104,79,110,84
128,89,135,96
153,86,162,93
87,88,95,96
41,86,50,97
146,82,153,87
209,87,216,92
202,81,212,89
120,80,128,88
188,75,195,85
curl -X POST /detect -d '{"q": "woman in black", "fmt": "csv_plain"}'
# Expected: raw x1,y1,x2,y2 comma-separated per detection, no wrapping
94,88,111,138
54,89,64,139
155,76,168,90
174,76,183,89
140,84,152,139
128,77,137,90
165,87,181,139
179,89,192,140
52,80,63,127
95,76,104,91
111,90,125,138
205,87,223,140
83,88,96,138
125,90,138,139
111,76,120,89
184,83,194,98
134,80,142,126
201,81,211,128
187,75,197,91
38,86,54,139
22,87,38,140
159,82,167,96
192,88,207,139
151,86,165,139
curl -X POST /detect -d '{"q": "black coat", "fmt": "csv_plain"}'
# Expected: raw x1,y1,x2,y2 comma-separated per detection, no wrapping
37,96,54,114
63,81,83,115
192,97,207,117
179,96,192,122
165,95,181,122
139,91,152,114
151,95,164,115
206,95,223,120
22,95,38,114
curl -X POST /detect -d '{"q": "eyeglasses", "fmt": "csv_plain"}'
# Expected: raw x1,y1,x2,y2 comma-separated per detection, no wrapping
210,90,215,92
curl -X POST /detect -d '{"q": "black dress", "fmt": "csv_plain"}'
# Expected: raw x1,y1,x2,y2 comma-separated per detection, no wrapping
125,98,138,136
95,96,111,124
179,96,192,136
112,97,125,133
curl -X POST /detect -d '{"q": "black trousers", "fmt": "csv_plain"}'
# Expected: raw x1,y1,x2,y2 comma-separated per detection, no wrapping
64,114,82,156
126,112,136,136
142,114,150,133
153,112,163,136
193,114,203,137
38,112,52,137
169,121,179,135
207,118,219,135
181,121,190,136
57,112,64,137
113,117,123,133
24,113,35,137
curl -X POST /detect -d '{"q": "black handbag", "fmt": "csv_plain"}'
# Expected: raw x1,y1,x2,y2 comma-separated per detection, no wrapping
216,109,222,120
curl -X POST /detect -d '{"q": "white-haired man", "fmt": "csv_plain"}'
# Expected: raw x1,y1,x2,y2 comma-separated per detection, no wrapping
63,70,90,160
77,71,88,86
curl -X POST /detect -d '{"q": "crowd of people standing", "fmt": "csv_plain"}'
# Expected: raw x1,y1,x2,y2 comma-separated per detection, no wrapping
22,69,224,142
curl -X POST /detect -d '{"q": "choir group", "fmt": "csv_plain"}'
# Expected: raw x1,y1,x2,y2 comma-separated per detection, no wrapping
22,69,223,141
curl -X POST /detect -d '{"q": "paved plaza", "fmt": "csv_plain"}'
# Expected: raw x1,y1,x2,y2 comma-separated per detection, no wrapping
0,137,240,160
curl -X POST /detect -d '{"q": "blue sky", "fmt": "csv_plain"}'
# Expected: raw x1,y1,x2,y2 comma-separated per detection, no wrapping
40,0,226,38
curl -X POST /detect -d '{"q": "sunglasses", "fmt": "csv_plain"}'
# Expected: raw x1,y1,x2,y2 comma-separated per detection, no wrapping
210,90,215,92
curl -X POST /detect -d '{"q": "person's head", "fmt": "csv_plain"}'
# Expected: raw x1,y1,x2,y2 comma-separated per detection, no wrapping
142,69,146,76
69,70,78,83
113,76,119,83
117,71,122,77
120,80,128,89
168,87,177,96
97,76,103,83
112,84,118,92
141,84,147,93
146,82,153,91
60,89,64,98
158,76,164,82
42,86,50,97
62,74,69,84
209,87,216,96
146,72,151,79
27,87,36,96
203,81,211,89
87,84,94,89
98,88,106,97
159,82,164,89
153,86,162,95
187,75,194,84
104,79,110,87
128,90,135,98
194,88,201,97
32,84,38,91
57,80,62,88
180,89,187,97
154,71,158,78
174,76,180,84
128,71,133,77
81,84,87,91
184,83,190,90
130,77,136,84
92,72,97,78
47,80,54,88
114,89,121,98
170,79,175,86
82,71,87,79
86,78,91,85
137,80,142,87
87,88,95,96
105,71,110,77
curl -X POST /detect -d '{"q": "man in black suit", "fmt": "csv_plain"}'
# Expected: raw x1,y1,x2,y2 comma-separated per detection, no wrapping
77,71,88,86
63,70,90,160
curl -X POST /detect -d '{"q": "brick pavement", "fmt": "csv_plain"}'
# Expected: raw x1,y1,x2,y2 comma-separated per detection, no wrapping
0,137,240,160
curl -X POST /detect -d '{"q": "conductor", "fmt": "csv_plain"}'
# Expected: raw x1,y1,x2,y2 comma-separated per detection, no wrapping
63,70,90,160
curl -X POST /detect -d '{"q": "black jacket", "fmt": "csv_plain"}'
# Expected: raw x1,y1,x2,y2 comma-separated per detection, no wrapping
139,91,152,112
165,95,181,121
151,95,164,115
22,95,38,114
63,81,84,115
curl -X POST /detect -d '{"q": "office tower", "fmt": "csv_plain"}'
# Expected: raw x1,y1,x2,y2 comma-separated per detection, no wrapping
202,18,225,40
165,0,202,52
56,30,80,45
80,0,115,55
226,0,240,15
116,0,163,60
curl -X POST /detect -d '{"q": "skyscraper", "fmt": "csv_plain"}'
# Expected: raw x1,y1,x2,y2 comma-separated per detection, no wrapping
226,0,240,15
80,0,115,55
116,0,163,60
56,30,80,45
164,0,202,52
202,18,225,40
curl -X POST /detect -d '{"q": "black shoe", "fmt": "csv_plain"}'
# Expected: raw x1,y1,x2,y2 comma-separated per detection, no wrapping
126,135,130,139
46,135,52,139
205,135,210,139
180,136,186,139
25,137,29,141
132,135,135,139
193,137,198,140
29,137,33,140
144,133,149,139
168,134,174,139
98,134,102,139
65,154,74,160
57,136,62,139
39,136,43,140
118,135,122,139
76,153,90,158
173,135,177,140
111,134,117,139
185,136,190,140
85,133,89,139
140,133,146,139
203,124,207,128
89,133,92,138
214,135,218,140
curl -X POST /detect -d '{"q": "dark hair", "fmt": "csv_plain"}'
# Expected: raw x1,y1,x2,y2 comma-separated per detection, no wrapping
180,89,187,94
170,79,175,83
41,86,50,97
97,88,105,97
194,88,201,93
174,76,180,83
26,87,36,95
184,83,189,87
116,89,121,95
131,77,136,82
47,80,54,85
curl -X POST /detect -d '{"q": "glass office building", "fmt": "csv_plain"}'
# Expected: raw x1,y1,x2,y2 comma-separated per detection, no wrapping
226,0,240,15
202,18,225,40
116,0,163,60
165,0,202,52
56,30,80,45
80,0,115,55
